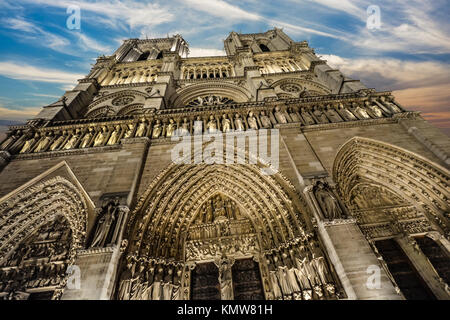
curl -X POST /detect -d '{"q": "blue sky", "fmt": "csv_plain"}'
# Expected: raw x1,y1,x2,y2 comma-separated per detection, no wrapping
0,0,449,134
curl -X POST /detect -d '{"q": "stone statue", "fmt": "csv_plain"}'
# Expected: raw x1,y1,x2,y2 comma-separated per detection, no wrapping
90,199,119,248
152,120,162,138
33,132,53,153
301,109,316,125
107,125,121,145
80,128,94,148
247,112,258,130
193,116,203,135
325,105,343,123
218,257,233,300
313,107,329,123
337,103,357,121
259,111,272,128
93,126,107,147
152,267,164,300
380,96,401,113
352,102,370,119
221,114,232,132
314,182,344,220
62,130,80,150
19,132,39,154
288,107,300,122
49,131,66,151
274,106,287,124
206,115,217,133
166,119,176,137
0,130,20,150
123,124,135,139
179,118,190,136
234,114,244,131
365,101,383,118
135,119,147,137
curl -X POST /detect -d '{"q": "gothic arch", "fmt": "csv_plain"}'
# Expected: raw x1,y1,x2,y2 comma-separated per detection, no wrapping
0,176,89,264
332,137,450,233
170,82,252,107
126,162,308,261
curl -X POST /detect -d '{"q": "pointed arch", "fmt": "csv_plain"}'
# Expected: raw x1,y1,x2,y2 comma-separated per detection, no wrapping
332,137,450,233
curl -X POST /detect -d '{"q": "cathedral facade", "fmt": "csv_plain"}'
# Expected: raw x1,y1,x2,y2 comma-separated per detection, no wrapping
0,29,449,300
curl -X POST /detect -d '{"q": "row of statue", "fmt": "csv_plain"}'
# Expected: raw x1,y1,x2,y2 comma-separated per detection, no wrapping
117,258,183,300
265,238,338,300
0,262,68,299
0,96,403,155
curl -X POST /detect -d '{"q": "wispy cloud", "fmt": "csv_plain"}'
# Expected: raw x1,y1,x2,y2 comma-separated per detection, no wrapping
189,47,226,57
0,61,83,84
0,106,40,121
183,0,261,21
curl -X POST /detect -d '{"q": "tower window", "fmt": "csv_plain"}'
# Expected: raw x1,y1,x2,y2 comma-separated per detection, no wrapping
137,51,150,61
156,51,163,59
259,44,270,52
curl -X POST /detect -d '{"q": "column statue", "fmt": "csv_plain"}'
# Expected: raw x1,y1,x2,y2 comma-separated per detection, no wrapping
314,181,344,220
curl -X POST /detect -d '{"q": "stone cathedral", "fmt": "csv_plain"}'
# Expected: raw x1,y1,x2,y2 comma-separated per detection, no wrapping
0,29,449,301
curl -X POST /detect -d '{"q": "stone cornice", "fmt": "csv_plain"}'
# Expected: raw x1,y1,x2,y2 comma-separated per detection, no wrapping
11,144,122,160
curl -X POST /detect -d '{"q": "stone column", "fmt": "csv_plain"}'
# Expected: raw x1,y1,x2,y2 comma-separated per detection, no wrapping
0,151,11,172
303,185,402,300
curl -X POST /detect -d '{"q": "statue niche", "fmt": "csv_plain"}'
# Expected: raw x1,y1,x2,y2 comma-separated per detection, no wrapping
313,181,346,220
89,197,126,248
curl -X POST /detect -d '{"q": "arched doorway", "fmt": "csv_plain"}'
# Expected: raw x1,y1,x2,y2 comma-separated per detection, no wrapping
333,137,450,299
0,176,89,300
117,162,343,300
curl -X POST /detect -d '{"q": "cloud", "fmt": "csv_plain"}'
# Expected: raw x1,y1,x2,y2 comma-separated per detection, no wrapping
77,33,113,54
0,106,40,121
0,61,83,84
183,0,260,20
188,47,226,57
321,53,450,135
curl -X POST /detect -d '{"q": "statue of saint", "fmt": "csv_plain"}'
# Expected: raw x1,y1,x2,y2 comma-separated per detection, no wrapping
218,257,233,300
380,96,401,113
301,109,315,125
19,132,39,153
33,132,53,153
152,120,162,138
0,130,20,150
274,106,287,124
179,118,190,136
49,131,66,151
247,112,258,130
234,114,244,131
62,130,80,150
364,101,383,118
123,124,135,139
259,111,272,128
80,128,94,148
337,103,357,121
314,182,344,220
166,119,176,137
325,105,343,123
193,116,203,135
221,114,231,132
206,115,217,133
93,127,107,147
352,103,370,119
107,125,121,145
135,119,147,137
90,200,118,248
288,107,300,122
313,107,329,123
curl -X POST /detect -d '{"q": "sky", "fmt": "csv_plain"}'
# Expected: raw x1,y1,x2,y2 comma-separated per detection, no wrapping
0,0,449,136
